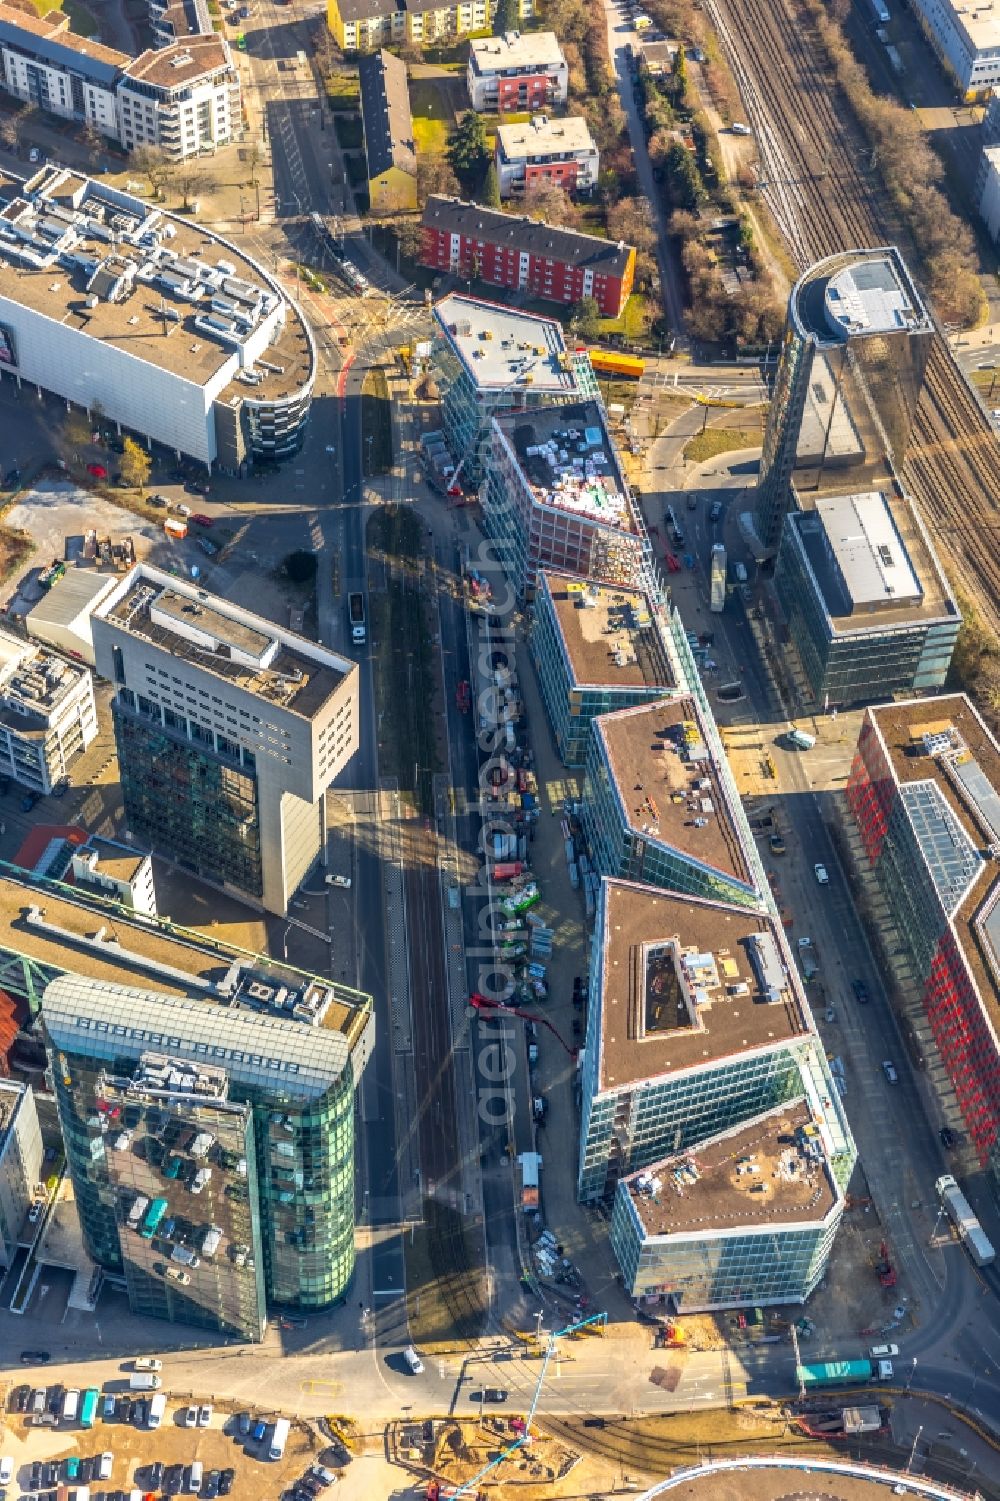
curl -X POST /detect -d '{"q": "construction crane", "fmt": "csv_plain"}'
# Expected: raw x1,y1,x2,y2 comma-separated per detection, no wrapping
469,991,577,1058
444,1311,608,1499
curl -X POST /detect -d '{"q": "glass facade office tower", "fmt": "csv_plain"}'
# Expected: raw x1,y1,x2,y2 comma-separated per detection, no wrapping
845,697,1000,1182
42,970,374,1332
91,566,359,916
755,249,933,555
610,1101,843,1312
530,572,675,767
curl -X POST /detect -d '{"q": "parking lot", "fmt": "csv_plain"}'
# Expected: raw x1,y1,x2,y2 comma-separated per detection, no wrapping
1,1381,337,1501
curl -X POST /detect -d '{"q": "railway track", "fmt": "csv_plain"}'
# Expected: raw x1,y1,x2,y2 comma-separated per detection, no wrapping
705,0,1000,634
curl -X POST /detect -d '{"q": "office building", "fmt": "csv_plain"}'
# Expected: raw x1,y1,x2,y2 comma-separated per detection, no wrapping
24,569,120,667
909,0,1000,96
358,49,417,215
70,837,157,916
43,965,374,1330
0,165,315,470
484,400,647,600
495,114,599,198
977,143,1000,243
327,0,531,50
0,1079,43,1269
466,31,568,112
773,487,959,706
91,565,358,915
844,695,1000,1179
578,878,855,1202
755,249,933,555
0,3,240,159
530,571,675,766
421,196,636,319
430,293,597,486
610,1099,843,1311
581,696,763,909
0,629,97,795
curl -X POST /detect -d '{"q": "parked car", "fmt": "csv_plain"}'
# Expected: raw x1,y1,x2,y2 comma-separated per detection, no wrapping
852,978,870,1004
403,1345,424,1375
0,1457,13,1485
86,463,108,479
882,1059,899,1084
20,792,38,813
183,1405,199,1427
237,1412,251,1438
769,831,786,855
134,1358,162,1372
940,1125,957,1149
190,513,213,527
149,493,169,508
198,1403,213,1426
813,862,829,885
219,1468,235,1495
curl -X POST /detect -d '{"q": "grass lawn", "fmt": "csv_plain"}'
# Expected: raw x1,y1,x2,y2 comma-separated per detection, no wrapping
412,114,449,154
598,293,654,342
326,73,360,109
408,76,458,155
29,0,63,13
683,424,758,463
361,368,393,475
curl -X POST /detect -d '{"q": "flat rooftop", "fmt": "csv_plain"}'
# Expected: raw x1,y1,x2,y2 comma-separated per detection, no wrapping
595,698,756,896
124,34,230,89
0,166,311,402
791,248,931,345
0,858,367,1046
496,114,596,160
98,566,351,720
595,879,807,1094
469,30,565,72
792,487,954,631
76,836,148,884
433,293,579,395
866,696,1000,1043
624,1098,837,1238
935,0,1000,56
540,571,674,690
0,1078,23,1143
0,630,88,721
497,400,636,532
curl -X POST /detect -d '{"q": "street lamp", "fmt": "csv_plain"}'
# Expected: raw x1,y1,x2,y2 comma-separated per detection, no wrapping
281,921,292,961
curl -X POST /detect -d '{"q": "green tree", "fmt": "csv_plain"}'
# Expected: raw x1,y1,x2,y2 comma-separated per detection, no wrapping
447,111,489,190
572,296,602,340
671,44,688,104
284,550,318,584
119,437,152,493
493,0,518,35
665,140,704,213
481,160,501,208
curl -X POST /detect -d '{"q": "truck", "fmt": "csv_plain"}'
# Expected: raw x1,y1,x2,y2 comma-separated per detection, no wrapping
798,1356,882,1386
129,1373,162,1391
796,1359,890,1388
348,591,366,645
518,1151,542,1212
163,517,187,540
710,544,727,612
936,1174,996,1266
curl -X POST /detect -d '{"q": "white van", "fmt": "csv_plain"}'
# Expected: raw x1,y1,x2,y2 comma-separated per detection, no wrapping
62,1387,80,1422
788,728,816,750
269,1417,290,1460
189,1460,204,1493
148,1393,166,1430
129,1373,161,1391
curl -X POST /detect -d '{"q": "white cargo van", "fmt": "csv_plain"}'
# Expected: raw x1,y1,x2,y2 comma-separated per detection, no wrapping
189,1460,204,1493
129,1373,161,1391
148,1393,166,1429
62,1388,80,1422
788,728,816,750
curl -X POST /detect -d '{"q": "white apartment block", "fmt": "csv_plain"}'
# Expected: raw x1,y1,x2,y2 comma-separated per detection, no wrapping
0,2,240,159
495,115,599,198
71,836,158,916
979,142,1000,242
328,0,533,51
0,627,97,795
911,0,1000,96
0,1081,43,1269
467,32,568,112
91,565,360,915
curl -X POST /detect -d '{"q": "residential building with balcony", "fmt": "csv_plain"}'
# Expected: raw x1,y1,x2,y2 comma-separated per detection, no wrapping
466,31,567,112
42,964,374,1331
483,400,646,599
430,292,596,487
610,1099,843,1312
90,565,359,916
844,695,1000,1182
420,196,635,317
327,0,532,50
495,114,599,198
0,628,97,795
530,571,675,767
578,878,854,1203
581,696,763,909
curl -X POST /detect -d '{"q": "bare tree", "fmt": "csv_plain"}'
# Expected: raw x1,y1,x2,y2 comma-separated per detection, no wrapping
243,137,263,186
0,103,33,154
416,155,460,209
173,165,211,212
132,145,176,202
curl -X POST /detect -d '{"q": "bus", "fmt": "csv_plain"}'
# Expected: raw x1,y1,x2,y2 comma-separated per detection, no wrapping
140,1198,169,1240
587,349,646,380
80,1388,100,1430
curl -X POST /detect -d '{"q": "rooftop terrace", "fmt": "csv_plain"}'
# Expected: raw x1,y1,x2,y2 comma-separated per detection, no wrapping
625,1098,837,1237
499,400,636,532
540,571,674,690
98,566,351,720
433,293,579,395
0,166,311,402
596,879,807,1093
595,697,755,894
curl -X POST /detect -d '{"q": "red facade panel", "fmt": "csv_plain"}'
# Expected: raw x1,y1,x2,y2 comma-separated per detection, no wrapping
924,933,999,1167
419,224,628,316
